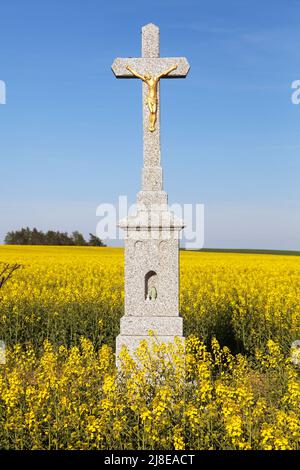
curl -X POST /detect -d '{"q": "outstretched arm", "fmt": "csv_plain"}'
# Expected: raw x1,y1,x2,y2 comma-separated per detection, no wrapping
157,64,178,79
126,65,145,81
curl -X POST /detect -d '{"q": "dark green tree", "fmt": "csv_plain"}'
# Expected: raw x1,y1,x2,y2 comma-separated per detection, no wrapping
72,231,87,246
88,233,106,247
4,228,105,247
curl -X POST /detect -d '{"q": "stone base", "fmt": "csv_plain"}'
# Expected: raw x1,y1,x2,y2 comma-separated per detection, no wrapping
119,316,183,335
116,333,185,365
116,315,184,365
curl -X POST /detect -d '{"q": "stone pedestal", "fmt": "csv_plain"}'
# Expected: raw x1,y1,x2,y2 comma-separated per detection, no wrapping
116,205,184,360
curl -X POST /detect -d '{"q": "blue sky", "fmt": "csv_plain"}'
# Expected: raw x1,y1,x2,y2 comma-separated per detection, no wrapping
0,0,299,249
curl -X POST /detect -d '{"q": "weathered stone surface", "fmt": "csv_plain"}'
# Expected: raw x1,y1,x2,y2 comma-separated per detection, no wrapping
119,316,183,335
122,235,181,318
118,209,184,230
142,166,163,190
137,190,168,208
111,57,190,78
142,23,159,58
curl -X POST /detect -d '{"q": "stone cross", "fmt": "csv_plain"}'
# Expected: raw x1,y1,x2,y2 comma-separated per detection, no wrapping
112,24,189,363
112,23,190,193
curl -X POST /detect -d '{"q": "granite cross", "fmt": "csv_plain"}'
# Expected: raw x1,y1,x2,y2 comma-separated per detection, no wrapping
111,23,190,192
113,24,189,362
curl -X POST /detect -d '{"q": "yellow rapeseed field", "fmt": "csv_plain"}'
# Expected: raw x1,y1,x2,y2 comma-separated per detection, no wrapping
0,245,299,450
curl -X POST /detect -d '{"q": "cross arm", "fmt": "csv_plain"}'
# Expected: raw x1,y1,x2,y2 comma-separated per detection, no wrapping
111,57,190,78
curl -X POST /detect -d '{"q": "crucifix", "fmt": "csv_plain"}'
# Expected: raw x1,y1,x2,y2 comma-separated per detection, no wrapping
112,23,190,193
125,63,178,132
112,24,190,363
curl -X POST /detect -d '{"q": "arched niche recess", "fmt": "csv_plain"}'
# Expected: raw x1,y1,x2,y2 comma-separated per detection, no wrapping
145,270,158,300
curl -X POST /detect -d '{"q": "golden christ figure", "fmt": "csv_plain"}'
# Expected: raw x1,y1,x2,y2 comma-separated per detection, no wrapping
126,64,178,132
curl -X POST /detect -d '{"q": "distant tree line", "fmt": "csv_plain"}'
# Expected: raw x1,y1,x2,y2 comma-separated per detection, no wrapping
4,227,106,247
